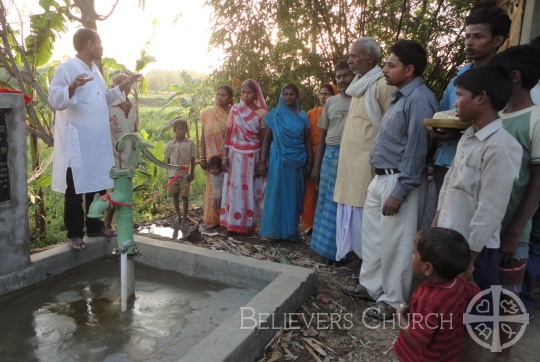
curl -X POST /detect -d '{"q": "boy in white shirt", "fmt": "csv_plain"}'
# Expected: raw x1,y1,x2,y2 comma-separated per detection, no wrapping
434,64,522,290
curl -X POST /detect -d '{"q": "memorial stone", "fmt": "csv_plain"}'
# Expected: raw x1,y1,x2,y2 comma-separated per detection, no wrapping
0,93,29,275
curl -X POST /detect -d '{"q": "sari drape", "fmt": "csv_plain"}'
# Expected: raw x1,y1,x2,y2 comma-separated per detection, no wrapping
220,79,267,233
201,104,229,226
260,89,309,240
302,83,338,228
302,106,323,228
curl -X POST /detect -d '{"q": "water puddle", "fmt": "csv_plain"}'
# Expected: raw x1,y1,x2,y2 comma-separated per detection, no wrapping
138,224,183,239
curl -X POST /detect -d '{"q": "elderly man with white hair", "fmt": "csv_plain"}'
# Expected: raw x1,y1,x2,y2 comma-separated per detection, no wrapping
332,37,395,276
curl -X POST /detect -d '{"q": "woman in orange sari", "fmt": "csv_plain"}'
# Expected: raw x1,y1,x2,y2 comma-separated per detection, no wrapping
200,86,234,227
302,83,339,232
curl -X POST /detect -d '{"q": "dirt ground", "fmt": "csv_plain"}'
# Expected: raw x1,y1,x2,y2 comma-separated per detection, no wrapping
137,207,400,362
136,207,540,362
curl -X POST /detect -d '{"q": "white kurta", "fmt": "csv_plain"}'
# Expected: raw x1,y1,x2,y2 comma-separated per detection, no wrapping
49,57,124,194
532,82,540,105
109,99,137,168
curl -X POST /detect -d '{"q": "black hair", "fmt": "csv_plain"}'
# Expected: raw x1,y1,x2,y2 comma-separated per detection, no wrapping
208,156,222,172
172,119,188,130
283,83,300,96
491,45,540,90
454,64,513,111
390,39,427,77
416,227,471,280
335,60,350,71
530,35,540,49
73,28,99,52
217,86,234,100
465,7,511,45
321,84,336,95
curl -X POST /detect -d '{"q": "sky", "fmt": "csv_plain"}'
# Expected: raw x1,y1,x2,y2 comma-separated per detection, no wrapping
12,0,223,74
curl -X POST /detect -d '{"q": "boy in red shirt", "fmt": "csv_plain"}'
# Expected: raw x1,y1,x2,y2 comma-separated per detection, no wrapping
393,228,480,362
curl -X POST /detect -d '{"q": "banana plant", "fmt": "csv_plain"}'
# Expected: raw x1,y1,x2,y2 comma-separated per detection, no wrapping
151,73,215,158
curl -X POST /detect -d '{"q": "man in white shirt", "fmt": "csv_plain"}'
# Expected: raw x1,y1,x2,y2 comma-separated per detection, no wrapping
48,28,140,250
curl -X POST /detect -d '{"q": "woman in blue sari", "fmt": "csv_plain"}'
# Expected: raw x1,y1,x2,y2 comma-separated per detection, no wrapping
258,84,313,241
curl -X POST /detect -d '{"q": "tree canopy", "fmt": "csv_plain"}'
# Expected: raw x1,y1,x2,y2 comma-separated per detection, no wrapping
206,0,472,109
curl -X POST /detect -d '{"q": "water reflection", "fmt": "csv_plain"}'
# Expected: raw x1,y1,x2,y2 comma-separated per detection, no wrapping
137,224,183,239
0,258,255,361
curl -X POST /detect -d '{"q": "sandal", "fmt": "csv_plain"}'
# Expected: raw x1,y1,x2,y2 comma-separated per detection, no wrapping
341,284,375,301
365,301,396,321
87,227,117,238
68,237,86,250
333,265,357,277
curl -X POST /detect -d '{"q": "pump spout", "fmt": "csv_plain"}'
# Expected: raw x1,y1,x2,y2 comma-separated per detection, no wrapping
87,191,130,218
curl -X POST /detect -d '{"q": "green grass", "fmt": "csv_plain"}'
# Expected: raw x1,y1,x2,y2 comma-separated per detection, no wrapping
28,93,208,249
30,190,66,249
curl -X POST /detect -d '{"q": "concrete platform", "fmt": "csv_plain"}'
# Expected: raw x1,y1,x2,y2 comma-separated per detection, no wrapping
0,235,314,362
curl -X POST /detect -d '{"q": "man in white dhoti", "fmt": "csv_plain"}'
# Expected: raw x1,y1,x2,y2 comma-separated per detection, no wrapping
332,38,395,275
49,28,140,250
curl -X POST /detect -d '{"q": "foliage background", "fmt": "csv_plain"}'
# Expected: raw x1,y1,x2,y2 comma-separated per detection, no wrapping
206,0,472,109
0,0,481,248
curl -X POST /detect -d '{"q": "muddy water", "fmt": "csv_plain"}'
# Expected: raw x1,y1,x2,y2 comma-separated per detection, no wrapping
0,257,259,361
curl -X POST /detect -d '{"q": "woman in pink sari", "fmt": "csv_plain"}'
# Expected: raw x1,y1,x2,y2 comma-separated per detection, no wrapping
220,79,268,234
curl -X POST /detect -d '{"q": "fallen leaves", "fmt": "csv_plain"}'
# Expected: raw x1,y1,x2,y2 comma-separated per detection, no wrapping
317,294,331,304
302,337,327,356
194,232,327,270
266,350,282,362
139,209,398,362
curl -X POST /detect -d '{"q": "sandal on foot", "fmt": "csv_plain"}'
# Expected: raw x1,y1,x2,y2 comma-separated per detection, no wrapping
323,258,338,266
87,227,117,238
68,237,86,250
365,301,396,321
341,284,375,301
333,265,357,277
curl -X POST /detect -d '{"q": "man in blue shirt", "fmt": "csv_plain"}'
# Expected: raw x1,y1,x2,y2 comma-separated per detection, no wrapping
342,40,438,320
430,7,511,192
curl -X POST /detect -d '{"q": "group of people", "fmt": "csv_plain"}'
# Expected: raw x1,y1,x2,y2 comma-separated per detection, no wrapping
197,80,314,241
300,6,539,361
192,6,540,361
47,5,540,360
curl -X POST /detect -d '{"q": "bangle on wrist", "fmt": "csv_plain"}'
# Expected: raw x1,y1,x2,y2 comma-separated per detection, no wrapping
222,157,228,160
258,159,266,165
